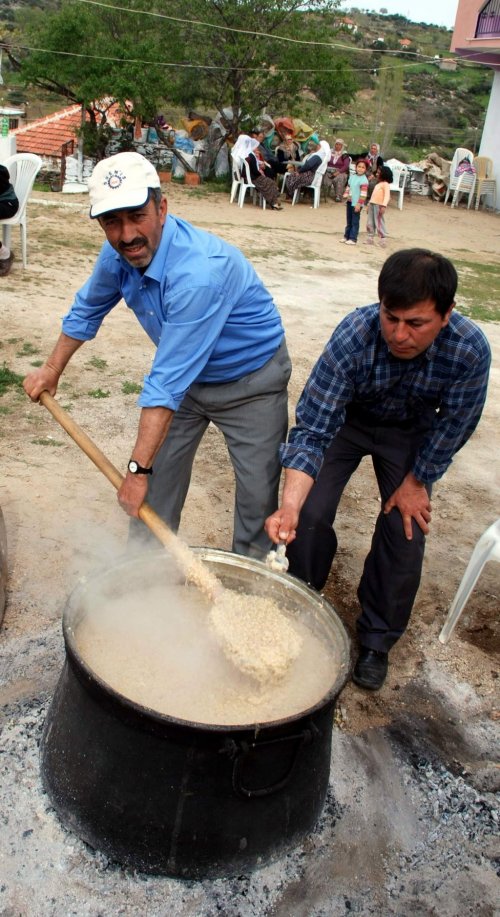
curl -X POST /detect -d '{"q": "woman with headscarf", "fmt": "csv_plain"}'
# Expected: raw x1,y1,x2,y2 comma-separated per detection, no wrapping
275,131,302,172
365,141,383,173
326,138,350,202
231,134,283,210
284,138,330,201
364,141,384,197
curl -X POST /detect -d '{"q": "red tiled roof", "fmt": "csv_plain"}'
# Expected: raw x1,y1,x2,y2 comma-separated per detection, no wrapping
12,101,126,158
13,104,84,157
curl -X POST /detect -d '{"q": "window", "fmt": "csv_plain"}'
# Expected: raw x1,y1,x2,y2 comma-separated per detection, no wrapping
475,0,500,38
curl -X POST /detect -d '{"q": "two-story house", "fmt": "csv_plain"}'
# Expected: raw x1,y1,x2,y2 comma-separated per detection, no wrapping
451,0,500,209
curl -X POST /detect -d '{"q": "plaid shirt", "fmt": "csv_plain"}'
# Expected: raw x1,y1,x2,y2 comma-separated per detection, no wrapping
281,303,491,484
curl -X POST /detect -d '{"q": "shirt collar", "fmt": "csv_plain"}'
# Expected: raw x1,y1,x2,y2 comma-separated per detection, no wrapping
143,215,174,282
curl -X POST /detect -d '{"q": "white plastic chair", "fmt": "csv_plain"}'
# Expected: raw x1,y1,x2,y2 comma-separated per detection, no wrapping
229,154,243,204
1,153,43,267
387,162,409,210
439,518,500,644
452,172,476,209
473,156,497,211
291,156,329,209
443,148,475,209
238,159,266,209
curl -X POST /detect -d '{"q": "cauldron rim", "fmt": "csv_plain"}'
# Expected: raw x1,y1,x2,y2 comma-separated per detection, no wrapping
62,547,351,734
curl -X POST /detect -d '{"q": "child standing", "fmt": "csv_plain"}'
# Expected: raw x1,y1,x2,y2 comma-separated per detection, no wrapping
365,165,393,246
340,160,368,245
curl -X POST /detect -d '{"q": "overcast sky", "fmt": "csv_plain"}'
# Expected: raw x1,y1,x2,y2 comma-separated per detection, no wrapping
341,2,459,29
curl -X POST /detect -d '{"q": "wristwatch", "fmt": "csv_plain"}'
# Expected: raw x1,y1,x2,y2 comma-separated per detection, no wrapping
127,459,153,475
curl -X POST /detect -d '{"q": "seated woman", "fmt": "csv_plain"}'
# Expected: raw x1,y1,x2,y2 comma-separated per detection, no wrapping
275,132,302,173
284,138,330,201
325,138,350,201
232,134,283,210
249,128,281,179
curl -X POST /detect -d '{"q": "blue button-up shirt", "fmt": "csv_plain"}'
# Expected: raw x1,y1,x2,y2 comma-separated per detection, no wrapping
281,304,491,484
62,215,284,409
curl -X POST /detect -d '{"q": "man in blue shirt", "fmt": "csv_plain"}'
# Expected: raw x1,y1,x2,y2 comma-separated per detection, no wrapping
24,152,291,558
266,249,491,690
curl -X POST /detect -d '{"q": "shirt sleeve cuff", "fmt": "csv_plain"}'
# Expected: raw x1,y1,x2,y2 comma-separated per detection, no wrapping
137,375,185,411
412,457,451,485
61,318,99,341
280,444,323,480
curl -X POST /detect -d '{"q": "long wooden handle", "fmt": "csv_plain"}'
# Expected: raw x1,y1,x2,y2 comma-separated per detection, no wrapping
39,391,177,550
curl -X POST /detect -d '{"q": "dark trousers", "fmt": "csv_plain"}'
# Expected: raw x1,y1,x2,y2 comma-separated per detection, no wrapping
344,202,361,241
286,409,433,652
0,199,19,220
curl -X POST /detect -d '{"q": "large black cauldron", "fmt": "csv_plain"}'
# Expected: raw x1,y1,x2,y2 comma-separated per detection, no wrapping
41,549,350,878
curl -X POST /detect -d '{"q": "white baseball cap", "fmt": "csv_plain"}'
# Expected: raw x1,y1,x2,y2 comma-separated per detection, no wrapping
88,152,161,218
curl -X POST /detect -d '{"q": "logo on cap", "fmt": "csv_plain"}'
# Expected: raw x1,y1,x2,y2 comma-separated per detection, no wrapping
103,169,126,190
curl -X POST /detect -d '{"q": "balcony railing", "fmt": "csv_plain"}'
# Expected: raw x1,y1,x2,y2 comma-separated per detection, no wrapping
475,0,500,37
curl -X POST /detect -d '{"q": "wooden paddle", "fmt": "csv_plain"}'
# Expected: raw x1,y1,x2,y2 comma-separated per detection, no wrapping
38,391,222,602
38,392,302,684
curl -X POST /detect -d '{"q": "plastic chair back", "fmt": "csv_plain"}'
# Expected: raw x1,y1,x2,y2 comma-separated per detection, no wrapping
1,153,43,267
439,518,500,644
388,163,409,210
473,156,496,210
237,158,266,209
292,146,330,209
444,147,475,207
229,154,243,203
474,156,492,181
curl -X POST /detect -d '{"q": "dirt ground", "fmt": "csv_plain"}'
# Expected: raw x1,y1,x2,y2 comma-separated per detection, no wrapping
0,185,499,915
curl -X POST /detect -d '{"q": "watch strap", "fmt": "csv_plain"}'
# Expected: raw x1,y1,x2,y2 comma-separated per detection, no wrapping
128,459,153,475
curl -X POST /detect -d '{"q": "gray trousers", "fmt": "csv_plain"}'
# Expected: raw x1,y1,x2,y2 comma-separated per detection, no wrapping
367,203,387,239
286,406,434,652
130,340,291,559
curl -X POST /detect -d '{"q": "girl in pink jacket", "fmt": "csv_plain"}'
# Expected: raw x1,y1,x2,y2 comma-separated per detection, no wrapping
366,165,393,246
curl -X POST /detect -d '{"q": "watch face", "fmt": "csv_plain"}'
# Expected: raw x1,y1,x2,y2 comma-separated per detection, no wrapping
129,461,138,473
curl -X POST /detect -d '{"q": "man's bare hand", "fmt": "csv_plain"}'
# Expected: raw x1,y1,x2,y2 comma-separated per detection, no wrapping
117,474,149,517
384,472,431,539
23,363,61,401
265,506,300,545
23,334,84,401
265,468,315,545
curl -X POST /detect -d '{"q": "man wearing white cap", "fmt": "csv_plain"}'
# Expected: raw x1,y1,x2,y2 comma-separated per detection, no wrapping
24,152,291,558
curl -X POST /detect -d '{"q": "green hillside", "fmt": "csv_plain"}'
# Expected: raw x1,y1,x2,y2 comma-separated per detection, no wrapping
300,9,492,160
0,3,492,162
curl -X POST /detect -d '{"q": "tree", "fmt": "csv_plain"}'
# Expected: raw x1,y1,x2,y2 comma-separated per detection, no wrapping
165,0,357,136
5,0,185,139
5,0,357,142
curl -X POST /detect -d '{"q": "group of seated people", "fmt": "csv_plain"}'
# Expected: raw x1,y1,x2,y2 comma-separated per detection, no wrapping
231,129,385,210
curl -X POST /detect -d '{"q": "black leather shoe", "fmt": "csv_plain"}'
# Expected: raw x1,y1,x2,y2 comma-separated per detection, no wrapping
352,648,388,690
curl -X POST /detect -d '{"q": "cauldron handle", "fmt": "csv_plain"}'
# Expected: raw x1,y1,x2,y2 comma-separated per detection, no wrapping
224,728,315,798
